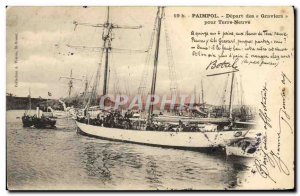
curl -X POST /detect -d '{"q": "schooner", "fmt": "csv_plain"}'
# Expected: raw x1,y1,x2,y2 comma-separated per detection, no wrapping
71,7,257,150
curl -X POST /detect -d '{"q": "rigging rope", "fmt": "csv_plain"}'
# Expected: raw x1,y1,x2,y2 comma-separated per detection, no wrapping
110,52,121,96
163,12,180,97
137,13,158,97
240,73,245,106
87,41,105,107
235,75,240,106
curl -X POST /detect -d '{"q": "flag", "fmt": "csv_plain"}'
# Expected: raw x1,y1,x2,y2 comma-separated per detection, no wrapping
48,92,52,96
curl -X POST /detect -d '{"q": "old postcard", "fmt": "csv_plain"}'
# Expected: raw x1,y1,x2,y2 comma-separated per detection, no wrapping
6,6,295,190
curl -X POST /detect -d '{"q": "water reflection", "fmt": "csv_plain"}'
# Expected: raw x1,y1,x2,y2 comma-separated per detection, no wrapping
224,156,252,189
7,110,252,190
81,144,112,184
78,137,251,189
145,156,163,188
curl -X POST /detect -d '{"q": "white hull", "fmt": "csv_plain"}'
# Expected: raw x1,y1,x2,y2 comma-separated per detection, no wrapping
76,121,256,149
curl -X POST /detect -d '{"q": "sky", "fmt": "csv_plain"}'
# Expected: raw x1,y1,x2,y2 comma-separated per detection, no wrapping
6,6,293,106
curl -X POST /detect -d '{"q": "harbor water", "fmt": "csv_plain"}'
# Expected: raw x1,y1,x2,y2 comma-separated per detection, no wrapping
7,110,252,190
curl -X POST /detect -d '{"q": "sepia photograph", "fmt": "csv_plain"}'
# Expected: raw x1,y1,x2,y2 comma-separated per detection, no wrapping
6,5,295,190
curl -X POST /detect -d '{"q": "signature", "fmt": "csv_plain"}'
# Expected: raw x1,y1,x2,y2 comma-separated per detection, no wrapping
206,58,239,76
255,149,290,183
279,72,293,134
279,107,293,134
259,83,272,129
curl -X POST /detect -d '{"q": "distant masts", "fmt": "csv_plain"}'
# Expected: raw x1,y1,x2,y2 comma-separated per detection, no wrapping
84,76,89,94
28,88,31,112
228,70,235,119
201,79,204,107
194,85,197,104
59,69,82,97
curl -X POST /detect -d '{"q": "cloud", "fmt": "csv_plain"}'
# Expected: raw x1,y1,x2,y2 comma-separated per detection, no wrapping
7,53,99,97
19,30,73,49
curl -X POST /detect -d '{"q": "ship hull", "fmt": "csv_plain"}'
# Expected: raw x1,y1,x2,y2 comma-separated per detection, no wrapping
22,116,56,129
76,121,254,149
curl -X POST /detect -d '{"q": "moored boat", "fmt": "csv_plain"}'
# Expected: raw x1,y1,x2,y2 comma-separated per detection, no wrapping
76,120,256,149
21,115,35,127
22,115,56,128
22,106,57,129
73,7,260,154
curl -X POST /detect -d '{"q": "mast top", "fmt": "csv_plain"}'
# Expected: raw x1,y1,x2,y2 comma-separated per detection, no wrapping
106,7,110,23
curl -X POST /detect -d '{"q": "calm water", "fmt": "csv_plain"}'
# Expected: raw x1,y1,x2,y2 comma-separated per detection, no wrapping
7,110,252,190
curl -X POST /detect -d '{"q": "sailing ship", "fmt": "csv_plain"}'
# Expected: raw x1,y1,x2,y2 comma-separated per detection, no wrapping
57,69,92,118
72,7,259,150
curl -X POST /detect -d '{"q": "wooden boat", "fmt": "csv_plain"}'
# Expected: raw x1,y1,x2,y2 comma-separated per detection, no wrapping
22,107,56,129
21,115,35,127
34,117,56,128
22,116,56,128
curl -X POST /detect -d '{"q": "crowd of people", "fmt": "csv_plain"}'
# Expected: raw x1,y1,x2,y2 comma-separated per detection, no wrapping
77,110,133,129
76,109,208,132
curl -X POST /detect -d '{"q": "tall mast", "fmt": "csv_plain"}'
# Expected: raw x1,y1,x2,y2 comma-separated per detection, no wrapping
69,7,143,106
148,7,164,120
103,7,110,95
103,49,109,95
228,71,235,119
84,77,88,93
68,69,73,97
